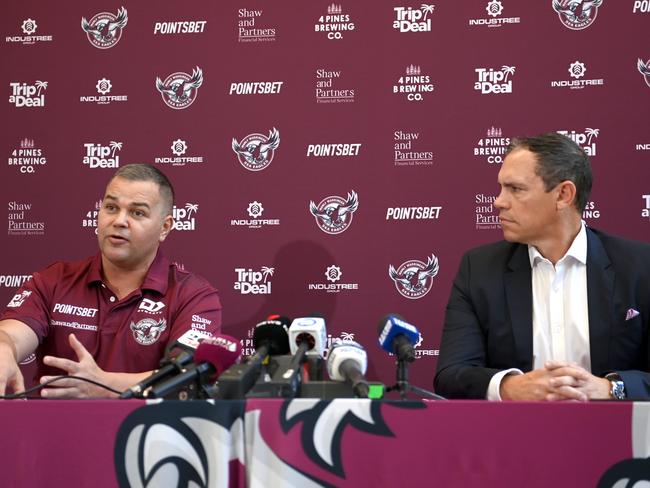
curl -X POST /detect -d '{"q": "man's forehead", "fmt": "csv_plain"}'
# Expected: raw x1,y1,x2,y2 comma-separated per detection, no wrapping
499,148,539,181
104,177,161,203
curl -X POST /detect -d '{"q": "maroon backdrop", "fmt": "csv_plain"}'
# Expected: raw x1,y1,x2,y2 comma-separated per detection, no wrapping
1,1,649,391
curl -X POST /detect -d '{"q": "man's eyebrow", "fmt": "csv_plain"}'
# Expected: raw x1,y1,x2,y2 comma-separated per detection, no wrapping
102,195,151,208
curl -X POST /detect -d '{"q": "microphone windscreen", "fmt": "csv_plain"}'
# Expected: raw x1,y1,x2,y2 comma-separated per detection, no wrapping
253,317,291,355
194,334,242,376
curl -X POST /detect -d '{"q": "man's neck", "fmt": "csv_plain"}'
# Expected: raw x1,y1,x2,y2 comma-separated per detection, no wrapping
531,216,582,265
101,257,153,300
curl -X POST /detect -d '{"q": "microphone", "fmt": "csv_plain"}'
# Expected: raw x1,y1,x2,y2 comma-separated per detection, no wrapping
288,316,327,360
327,340,369,398
145,334,241,399
377,314,420,363
120,329,212,399
264,316,327,397
216,316,291,399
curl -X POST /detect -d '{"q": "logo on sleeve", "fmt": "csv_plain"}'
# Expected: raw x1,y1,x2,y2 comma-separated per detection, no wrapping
7,290,32,308
130,318,167,345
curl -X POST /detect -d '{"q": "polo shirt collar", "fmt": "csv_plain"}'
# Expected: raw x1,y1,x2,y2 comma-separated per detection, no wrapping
87,250,170,295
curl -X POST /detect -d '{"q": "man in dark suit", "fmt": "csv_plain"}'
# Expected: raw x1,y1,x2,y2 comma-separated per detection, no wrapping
434,133,650,401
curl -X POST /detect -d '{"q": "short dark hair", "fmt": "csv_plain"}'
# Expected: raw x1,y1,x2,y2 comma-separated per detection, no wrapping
110,164,175,216
506,132,592,212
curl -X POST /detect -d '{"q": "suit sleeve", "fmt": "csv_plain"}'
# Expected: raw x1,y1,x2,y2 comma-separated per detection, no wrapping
434,252,501,399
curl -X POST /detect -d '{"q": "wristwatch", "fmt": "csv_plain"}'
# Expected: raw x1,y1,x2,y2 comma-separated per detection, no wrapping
605,373,626,400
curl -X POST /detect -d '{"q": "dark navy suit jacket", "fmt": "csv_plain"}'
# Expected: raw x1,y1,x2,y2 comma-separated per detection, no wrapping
434,228,650,399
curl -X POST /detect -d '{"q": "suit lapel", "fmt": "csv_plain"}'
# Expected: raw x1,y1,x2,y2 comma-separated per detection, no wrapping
586,229,615,375
504,244,533,370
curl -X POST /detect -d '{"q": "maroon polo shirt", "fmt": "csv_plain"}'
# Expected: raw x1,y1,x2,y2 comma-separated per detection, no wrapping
1,251,222,383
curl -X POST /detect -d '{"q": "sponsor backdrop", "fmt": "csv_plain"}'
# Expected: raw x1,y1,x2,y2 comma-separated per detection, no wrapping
1,1,648,391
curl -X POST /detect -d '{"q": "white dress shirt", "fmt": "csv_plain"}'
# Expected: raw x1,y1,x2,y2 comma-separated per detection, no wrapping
487,222,590,400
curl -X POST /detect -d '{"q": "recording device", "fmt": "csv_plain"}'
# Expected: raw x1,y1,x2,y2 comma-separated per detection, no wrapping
327,340,369,398
120,329,211,399
377,314,420,363
216,316,291,399
247,316,327,398
378,314,445,400
145,334,241,399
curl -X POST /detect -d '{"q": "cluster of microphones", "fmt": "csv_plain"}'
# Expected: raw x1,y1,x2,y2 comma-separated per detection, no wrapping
120,313,441,401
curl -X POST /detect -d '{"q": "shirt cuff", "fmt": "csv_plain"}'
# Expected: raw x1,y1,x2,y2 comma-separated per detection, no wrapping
486,368,523,401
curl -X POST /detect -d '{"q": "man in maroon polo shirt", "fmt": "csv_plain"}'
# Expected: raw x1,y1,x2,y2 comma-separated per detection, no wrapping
0,164,222,398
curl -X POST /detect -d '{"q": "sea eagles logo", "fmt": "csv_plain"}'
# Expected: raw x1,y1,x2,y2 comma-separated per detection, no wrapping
552,0,603,30
389,253,439,299
155,67,203,110
638,58,650,88
309,190,359,234
114,401,245,488
231,128,280,171
130,318,167,345
81,6,128,49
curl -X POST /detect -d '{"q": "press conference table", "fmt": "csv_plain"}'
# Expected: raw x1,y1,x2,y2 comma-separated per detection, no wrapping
1,398,646,487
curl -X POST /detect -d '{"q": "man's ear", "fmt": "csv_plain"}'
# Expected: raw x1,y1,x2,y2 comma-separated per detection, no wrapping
159,215,173,242
556,180,577,211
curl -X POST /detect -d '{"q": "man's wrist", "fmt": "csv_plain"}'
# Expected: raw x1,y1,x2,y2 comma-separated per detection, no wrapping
0,331,18,361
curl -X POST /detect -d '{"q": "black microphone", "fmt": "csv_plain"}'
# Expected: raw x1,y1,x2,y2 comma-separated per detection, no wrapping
145,334,242,399
217,316,291,399
120,329,211,399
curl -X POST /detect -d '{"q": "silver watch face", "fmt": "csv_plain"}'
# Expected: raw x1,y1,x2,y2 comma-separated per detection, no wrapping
610,380,626,400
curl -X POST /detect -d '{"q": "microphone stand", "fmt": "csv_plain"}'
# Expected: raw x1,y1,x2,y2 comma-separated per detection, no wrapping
386,357,446,400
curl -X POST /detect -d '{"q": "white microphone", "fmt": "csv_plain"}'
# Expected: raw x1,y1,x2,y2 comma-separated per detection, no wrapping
327,340,369,398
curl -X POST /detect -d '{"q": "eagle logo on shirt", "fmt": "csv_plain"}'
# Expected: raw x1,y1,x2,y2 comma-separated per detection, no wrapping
130,318,167,345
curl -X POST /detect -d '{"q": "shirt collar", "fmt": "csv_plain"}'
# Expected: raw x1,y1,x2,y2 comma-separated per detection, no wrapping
528,221,588,267
87,249,170,295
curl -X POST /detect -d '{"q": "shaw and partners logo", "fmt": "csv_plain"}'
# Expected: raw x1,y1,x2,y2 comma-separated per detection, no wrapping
234,266,274,295
81,6,128,49
393,130,433,166
232,128,280,171
8,201,45,236
83,141,122,169
237,8,276,42
474,65,515,94
309,190,359,234
156,67,203,109
475,193,500,230
315,68,355,104
388,253,439,299
393,4,435,32
8,81,47,108
552,0,602,30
